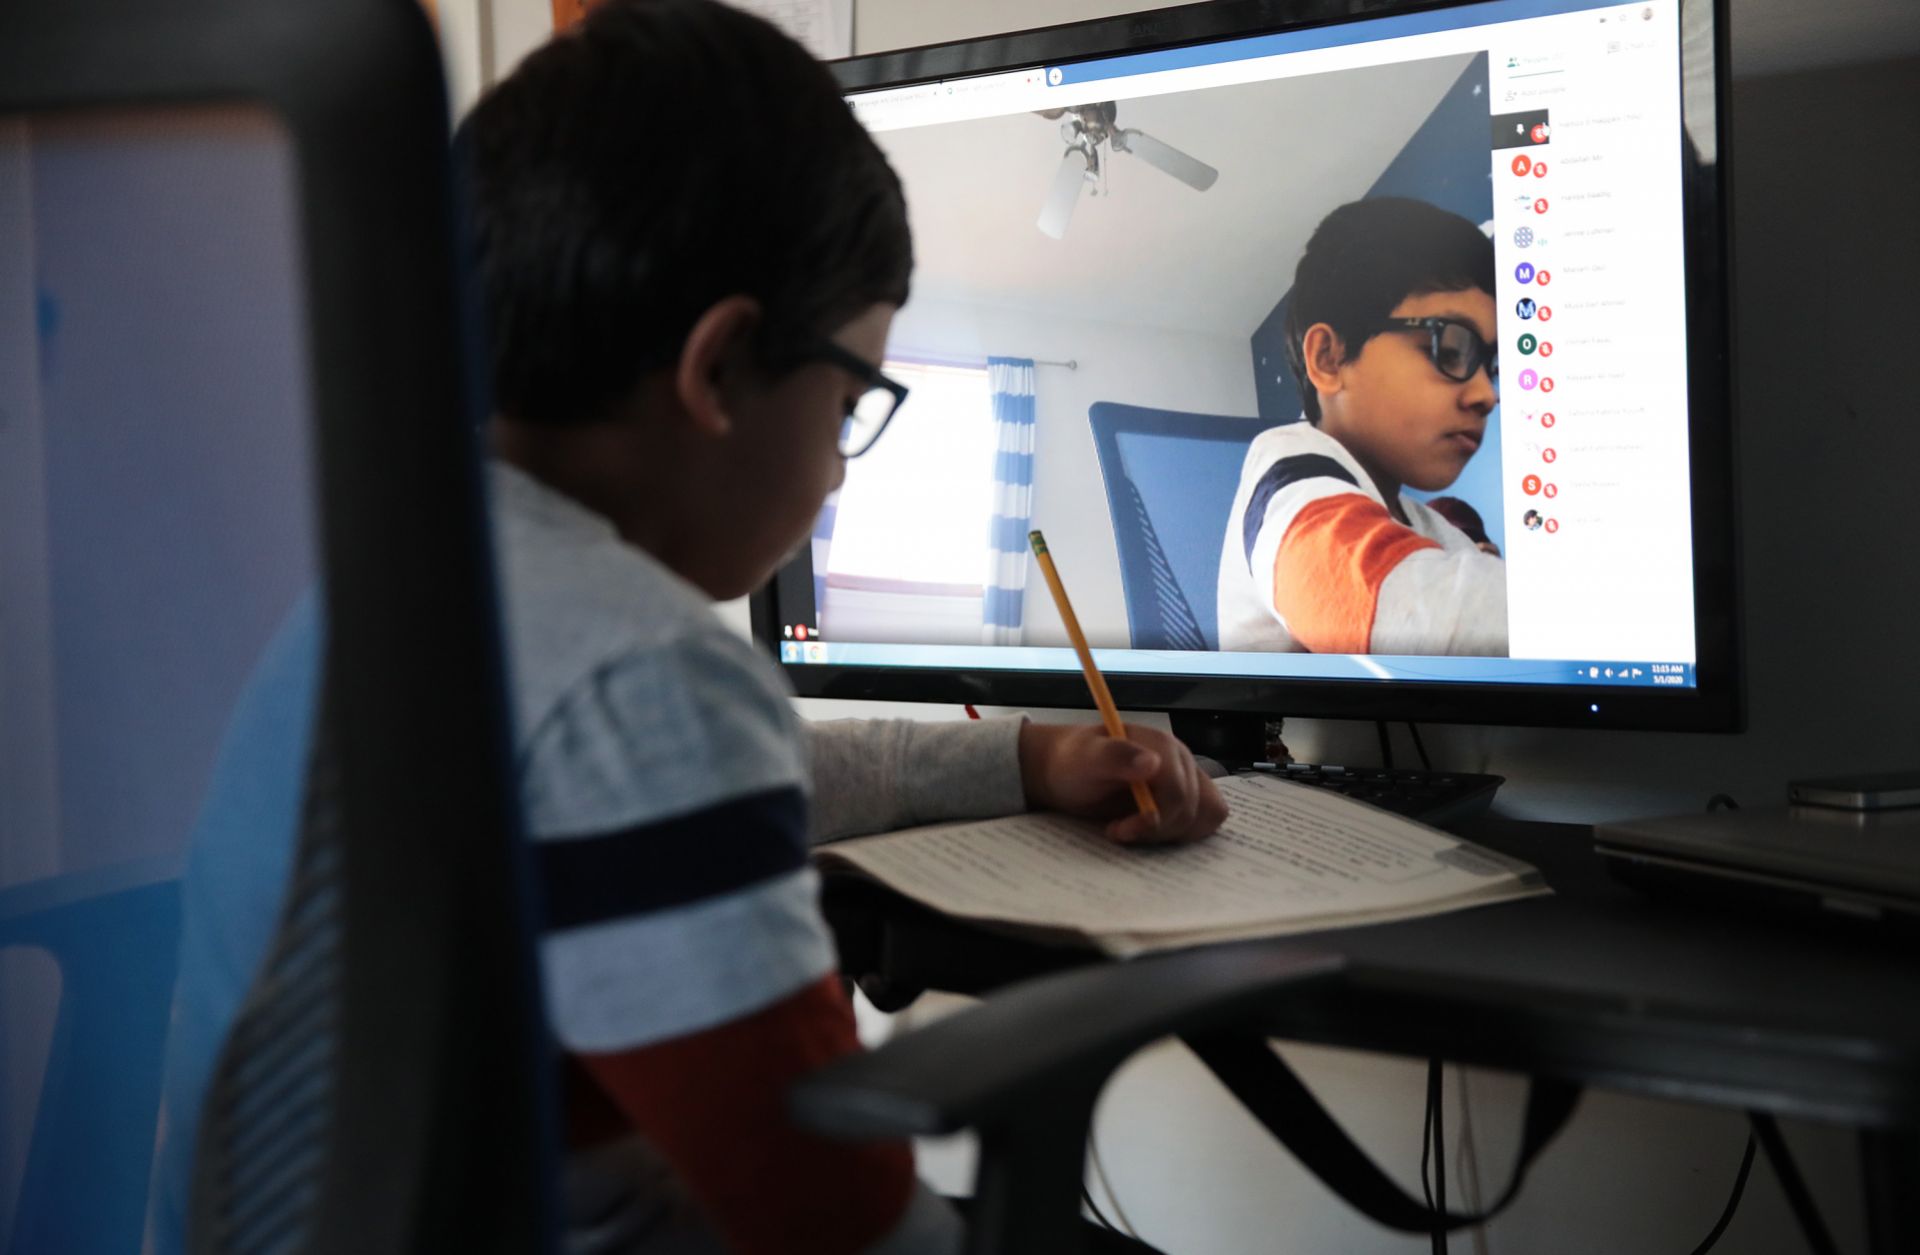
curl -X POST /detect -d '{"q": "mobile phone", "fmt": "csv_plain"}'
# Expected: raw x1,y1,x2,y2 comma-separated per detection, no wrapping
1788,771,1920,811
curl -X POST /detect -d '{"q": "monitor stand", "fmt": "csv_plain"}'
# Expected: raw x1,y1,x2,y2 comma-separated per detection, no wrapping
1169,711,1289,770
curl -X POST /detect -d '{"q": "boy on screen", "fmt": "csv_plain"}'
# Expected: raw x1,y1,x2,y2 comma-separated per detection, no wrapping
1217,197,1508,656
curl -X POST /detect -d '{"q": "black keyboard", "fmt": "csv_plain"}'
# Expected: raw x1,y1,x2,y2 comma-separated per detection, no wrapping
1250,762,1504,827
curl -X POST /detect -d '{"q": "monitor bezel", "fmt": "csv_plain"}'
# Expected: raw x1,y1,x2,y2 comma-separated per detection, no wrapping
751,0,1741,733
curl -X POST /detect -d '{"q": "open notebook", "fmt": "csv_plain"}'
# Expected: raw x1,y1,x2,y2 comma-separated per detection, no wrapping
815,773,1548,957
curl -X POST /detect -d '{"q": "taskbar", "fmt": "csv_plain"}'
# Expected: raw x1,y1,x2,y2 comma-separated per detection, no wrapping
778,642,1697,689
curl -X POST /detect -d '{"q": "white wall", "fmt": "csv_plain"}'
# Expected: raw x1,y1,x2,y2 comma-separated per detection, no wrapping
891,295,1257,648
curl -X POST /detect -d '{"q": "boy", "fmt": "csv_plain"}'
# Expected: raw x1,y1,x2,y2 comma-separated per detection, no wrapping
1217,197,1508,656
151,3,1220,1254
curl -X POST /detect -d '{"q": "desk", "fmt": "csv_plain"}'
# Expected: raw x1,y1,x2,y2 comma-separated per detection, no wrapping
824,817,1920,1252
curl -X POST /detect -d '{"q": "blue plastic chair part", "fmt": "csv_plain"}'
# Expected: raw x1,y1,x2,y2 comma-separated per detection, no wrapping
1,860,181,1255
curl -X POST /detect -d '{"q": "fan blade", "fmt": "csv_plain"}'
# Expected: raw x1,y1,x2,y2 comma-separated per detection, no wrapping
1037,147,1090,239
1117,128,1218,191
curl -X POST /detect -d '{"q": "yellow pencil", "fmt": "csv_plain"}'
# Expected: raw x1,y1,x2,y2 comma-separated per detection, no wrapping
1027,530,1160,825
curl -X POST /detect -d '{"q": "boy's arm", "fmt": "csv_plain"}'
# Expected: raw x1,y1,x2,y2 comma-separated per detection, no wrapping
1244,462,1506,655
805,718,1026,842
806,718,1226,845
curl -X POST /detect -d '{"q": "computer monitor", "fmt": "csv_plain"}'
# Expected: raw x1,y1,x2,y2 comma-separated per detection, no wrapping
749,0,1738,745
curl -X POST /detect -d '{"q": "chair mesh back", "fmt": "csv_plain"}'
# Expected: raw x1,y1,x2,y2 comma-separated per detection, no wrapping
188,703,343,1255
1117,474,1209,653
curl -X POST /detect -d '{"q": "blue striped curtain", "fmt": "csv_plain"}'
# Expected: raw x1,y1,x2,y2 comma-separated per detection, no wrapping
982,357,1036,644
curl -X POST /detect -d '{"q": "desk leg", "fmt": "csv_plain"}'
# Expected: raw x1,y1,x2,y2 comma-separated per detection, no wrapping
1861,1129,1920,1254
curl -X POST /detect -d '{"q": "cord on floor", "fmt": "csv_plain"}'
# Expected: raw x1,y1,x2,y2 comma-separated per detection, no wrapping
1421,1060,1448,1253
1453,1067,1492,1255
1751,1113,1838,1255
1087,1127,1141,1240
1687,1133,1757,1255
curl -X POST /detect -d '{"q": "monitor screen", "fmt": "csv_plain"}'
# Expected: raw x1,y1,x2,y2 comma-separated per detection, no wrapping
752,0,1736,731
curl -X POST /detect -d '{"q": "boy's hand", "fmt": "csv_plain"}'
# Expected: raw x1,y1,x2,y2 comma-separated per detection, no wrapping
1018,721,1228,845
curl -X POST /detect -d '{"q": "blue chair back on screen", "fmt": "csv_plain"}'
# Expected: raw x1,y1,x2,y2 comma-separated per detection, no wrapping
0,863,180,1255
1087,403,1270,652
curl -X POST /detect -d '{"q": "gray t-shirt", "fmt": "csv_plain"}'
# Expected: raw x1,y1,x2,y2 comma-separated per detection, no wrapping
490,462,1026,1254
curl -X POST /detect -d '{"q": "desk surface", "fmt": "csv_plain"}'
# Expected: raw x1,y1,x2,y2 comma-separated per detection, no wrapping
825,817,1920,1129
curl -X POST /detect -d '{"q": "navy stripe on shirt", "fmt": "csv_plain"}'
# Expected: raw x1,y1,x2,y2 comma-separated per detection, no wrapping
1242,453,1361,568
539,786,810,932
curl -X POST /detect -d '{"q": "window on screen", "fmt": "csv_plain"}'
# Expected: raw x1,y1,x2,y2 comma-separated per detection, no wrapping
820,359,996,642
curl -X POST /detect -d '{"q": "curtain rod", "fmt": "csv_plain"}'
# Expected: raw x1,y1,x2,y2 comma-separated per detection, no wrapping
892,349,1077,371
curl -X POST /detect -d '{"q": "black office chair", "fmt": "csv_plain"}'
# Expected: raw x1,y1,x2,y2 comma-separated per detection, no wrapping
1,3,556,1255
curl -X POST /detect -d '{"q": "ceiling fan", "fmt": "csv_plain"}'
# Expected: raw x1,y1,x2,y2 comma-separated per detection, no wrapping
1035,101,1219,239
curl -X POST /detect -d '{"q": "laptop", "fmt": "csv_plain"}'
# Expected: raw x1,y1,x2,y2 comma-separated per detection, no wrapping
1595,804,1920,927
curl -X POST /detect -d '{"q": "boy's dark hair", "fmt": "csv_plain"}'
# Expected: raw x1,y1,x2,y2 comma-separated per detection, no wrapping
459,0,912,426
1282,197,1494,423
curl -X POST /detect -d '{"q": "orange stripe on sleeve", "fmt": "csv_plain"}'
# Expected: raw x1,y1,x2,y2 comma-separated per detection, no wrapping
1273,493,1441,654
575,974,916,1255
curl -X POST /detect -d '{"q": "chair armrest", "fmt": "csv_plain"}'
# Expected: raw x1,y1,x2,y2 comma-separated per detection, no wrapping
793,942,1342,1138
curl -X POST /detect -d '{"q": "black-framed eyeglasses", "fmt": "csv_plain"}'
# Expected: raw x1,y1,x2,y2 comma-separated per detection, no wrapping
805,340,910,458
1376,316,1499,386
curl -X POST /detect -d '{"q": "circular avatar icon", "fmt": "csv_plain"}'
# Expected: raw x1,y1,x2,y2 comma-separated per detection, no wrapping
1539,341,1555,358
1536,269,1552,286
1516,297,1537,319
1544,483,1559,499
1518,369,1539,390
1534,198,1549,214
1518,334,1538,355
1543,448,1557,463
1538,306,1553,321
1533,161,1549,177
1515,261,1536,283
1546,518,1560,534
1531,122,1551,143
1513,226,1535,248
1541,412,1557,428
1511,154,1533,176
1522,475,1542,496
1540,377,1556,393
